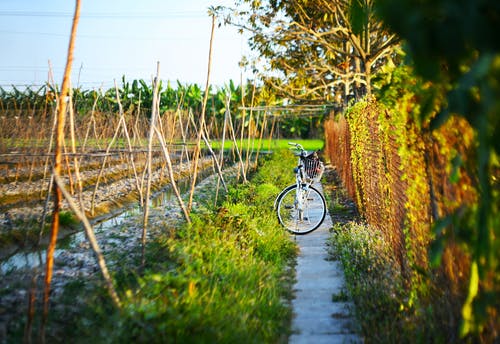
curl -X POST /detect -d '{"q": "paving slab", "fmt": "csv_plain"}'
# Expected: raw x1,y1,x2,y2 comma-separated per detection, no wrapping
289,183,363,344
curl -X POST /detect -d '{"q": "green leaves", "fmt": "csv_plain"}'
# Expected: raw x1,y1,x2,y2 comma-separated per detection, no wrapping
227,0,399,101
349,0,368,35
375,1,500,338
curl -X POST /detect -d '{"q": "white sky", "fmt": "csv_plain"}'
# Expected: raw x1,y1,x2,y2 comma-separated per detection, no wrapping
0,0,251,90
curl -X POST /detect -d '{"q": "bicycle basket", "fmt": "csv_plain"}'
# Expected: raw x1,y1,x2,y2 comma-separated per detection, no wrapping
302,156,324,181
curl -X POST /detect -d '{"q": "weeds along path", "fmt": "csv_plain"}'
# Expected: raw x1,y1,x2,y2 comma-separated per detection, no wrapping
1,150,298,342
0,163,243,339
289,165,362,343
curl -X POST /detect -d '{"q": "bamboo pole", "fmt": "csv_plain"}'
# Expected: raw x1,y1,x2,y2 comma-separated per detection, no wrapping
153,124,191,223
90,82,142,215
42,1,81,341
24,174,54,343
239,78,246,157
188,108,227,192
254,111,269,168
90,109,125,215
68,86,85,208
142,63,161,265
132,89,142,146
82,94,99,151
53,173,121,308
214,99,229,205
42,62,58,184
114,80,143,206
201,122,227,191
226,98,247,182
267,113,275,150
187,13,216,212
62,137,74,194
177,108,190,168
173,92,189,167
245,82,257,173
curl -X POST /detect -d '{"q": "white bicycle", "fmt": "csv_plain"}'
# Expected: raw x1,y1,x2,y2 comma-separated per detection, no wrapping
274,142,327,235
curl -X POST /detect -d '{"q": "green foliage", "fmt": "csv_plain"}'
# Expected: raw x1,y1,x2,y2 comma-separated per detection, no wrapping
223,0,398,100
329,222,451,343
375,0,500,338
64,148,298,343
59,211,78,227
249,148,296,189
206,138,323,152
329,222,408,342
339,88,487,340
0,79,321,141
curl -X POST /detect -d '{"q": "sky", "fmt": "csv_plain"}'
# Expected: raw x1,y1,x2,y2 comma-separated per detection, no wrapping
0,0,252,90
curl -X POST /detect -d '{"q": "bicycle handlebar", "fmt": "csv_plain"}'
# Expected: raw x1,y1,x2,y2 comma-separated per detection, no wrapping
288,142,305,151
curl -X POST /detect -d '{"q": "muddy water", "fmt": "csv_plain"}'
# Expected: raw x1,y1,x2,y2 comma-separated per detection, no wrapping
0,165,216,273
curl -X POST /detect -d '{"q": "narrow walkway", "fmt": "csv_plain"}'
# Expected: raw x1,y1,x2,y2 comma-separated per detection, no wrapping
289,183,362,344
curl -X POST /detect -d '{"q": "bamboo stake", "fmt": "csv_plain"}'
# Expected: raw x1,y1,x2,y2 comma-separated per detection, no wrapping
62,137,74,195
173,92,189,167
214,99,229,205
239,78,246,157
132,90,142,146
177,108,190,168
245,82,257,173
254,111,269,168
24,269,38,343
90,83,141,215
201,121,227,191
90,111,124,215
82,93,99,151
42,1,80,341
53,173,121,308
153,125,191,223
269,115,277,149
226,98,247,182
187,13,216,212
42,63,58,183
142,63,161,265
114,80,143,206
24,174,54,343
68,86,85,208
188,108,227,192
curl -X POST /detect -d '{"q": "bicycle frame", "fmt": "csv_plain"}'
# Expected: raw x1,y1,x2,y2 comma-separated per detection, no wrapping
273,142,322,210
274,142,327,234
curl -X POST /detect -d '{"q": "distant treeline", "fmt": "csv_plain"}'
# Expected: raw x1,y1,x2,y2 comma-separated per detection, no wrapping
0,77,327,139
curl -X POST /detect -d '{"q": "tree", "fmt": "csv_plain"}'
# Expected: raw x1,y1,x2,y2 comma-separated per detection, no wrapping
221,0,399,103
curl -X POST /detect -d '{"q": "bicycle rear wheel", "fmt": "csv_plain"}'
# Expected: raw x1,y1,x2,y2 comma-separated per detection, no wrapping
276,184,326,235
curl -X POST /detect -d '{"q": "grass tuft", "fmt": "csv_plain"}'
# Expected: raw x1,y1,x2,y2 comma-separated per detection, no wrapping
56,149,300,343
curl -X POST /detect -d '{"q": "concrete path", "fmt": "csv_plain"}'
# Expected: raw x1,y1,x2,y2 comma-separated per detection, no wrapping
289,184,362,344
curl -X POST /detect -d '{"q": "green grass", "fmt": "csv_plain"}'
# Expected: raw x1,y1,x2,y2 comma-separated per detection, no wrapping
205,138,324,152
328,221,455,343
3,137,324,155
48,149,299,343
328,222,405,342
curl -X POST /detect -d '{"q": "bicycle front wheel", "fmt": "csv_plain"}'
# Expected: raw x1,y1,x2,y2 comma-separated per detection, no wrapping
276,184,326,235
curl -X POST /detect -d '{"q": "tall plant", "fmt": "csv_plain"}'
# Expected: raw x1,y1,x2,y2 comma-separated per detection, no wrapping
375,0,499,338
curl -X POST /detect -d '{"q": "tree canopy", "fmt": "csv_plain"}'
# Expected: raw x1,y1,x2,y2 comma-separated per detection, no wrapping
220,0,399,104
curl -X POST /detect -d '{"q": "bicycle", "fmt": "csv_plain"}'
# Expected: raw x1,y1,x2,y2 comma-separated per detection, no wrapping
274,142,327,235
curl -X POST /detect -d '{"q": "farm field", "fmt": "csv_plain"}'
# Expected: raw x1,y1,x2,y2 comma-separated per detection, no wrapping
0,145,307,342
0,137,324,255
1,0,498,341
